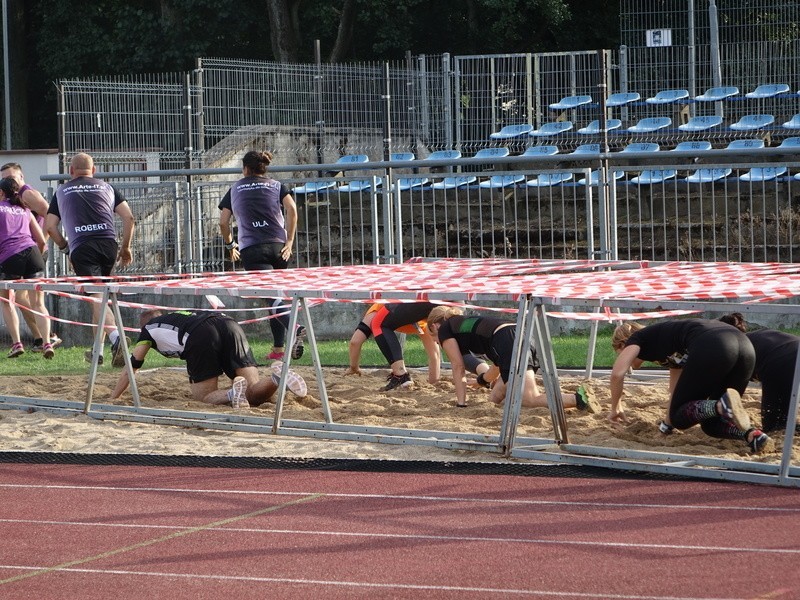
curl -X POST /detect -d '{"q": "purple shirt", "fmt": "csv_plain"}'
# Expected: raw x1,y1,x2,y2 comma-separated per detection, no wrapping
218,176,289,250
48,177,126,253
0,199,36,264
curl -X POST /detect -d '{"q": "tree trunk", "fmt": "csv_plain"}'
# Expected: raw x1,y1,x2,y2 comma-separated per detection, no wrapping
265,0,302,62
328,0,357,63
4,0,29,148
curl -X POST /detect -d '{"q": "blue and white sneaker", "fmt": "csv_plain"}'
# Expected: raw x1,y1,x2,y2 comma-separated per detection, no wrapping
227,376,249,409
719,388,751,431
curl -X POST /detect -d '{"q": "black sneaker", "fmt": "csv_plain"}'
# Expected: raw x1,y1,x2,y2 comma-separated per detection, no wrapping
291,326,306,360
84,349,104,365
111,336,132,368
746,428,775,454
719,388,751,431
383,371,412,391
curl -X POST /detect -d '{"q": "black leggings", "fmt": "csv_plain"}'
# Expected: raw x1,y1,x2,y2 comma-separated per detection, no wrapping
669,328,755,434
241,242,291,347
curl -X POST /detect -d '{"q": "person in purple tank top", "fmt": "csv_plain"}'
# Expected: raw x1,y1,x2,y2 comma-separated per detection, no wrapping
1,162,62,352
0,177,54,359
218,150,304,362
46,153,136,366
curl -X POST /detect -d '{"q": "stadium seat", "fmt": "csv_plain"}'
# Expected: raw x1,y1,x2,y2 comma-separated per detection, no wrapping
625,117,671,133
778,137,800,148
338,179,377,192
577,119,622,134
521,145,559,157
478,174,526,188
390,152,416,161
745,84,790,99
782,114,800,129
392,149,461,191
430,148,508,189
606,92,641,107
548,95,592,110
526,172,574,187
645,89,689,104
489,124,534,140
678,115,724,132
673,140,713,153
684,168,732,183
740,166,787,182
724,139,765,151
529,121,574,137
694,86,739,102
293,154,370,194
729,114,775,131
633,141,712,185
578,142,658,185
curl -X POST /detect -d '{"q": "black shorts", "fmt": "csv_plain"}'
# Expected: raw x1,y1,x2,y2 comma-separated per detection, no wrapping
70,238,118,277
240,242,288,271
182,316,257,383
491,326,539,383
0,246,45,280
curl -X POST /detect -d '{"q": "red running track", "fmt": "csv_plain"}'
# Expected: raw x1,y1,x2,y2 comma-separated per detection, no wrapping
0,462,799,599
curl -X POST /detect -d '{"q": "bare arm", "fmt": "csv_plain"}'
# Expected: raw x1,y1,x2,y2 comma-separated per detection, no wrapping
420,330,441,383
609,344,642,423
111,343,149,398
21,188,49,219
281,193,298,260
442,338,467,406
45,214,67,250
115,201,135,266
218,207,240,262
28,213,46,253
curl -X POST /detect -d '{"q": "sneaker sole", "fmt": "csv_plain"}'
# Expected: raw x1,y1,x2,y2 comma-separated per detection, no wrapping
290,328,306,360
722,388,751,431
229,376,249,409
43,348,55,360
112,336,132,368
271,362,308,397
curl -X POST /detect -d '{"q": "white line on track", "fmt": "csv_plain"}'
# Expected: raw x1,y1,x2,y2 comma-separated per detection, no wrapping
0,564,753,599
1,518,798,555
1,482,798,513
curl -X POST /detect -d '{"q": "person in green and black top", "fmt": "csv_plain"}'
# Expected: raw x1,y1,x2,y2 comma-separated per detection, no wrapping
426,306,597,411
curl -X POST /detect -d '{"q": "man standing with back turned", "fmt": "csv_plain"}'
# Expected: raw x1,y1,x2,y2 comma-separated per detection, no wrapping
46,153,136,366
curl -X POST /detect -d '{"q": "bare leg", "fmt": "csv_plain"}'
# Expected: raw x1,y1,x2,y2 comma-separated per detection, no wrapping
490,372,579,409
345,328,368,376
16,290,42,340
1,291,21,344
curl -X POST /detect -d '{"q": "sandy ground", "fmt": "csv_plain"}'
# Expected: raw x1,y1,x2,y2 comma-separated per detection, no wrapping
0,364,795,465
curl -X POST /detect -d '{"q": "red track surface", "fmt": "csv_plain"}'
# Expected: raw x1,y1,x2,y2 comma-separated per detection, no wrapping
1,463,799,599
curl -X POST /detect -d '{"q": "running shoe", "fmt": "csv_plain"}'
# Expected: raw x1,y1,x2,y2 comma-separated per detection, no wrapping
42,342,55,360
271,361,308,397
383,371,412,391
227,376,250,409
7,342,24,358
290,325,306,360
84,349,104,365
575,384,600,413
32,334,63,353
745,428,774,454
267,350,285,360
111,336,132,368
719,388,751,431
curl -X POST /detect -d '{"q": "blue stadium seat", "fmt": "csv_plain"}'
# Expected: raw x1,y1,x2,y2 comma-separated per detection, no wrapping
478,174,526,188
678,115,724,132
339,152,416,192
694,86,739,102
684,168,732,183
745,84,790,99
392,149,462,191
577,119,622,134
645,89,689,104
673,140,713,152
579,142,659,185
293,154,370,194
431,148,508,189
782,114,800,129
729,114,775,131
724,139,765,151
489,124,534,140
740,166,787,182
526,172,573,187
529,121,574,137
606,92,640,107
390,152,416,161
521,145,559,157
778,137,800,148
549,95,592,110
626,117,671,133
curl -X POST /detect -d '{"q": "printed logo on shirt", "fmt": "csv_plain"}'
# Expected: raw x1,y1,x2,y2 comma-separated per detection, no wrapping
62,183,108,194
73,223,112,232
0,205,27,215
